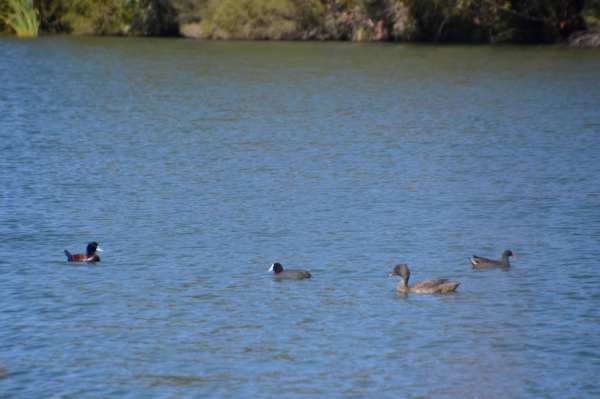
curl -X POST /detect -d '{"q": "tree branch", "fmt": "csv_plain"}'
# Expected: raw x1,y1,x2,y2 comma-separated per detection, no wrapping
482,0,547,23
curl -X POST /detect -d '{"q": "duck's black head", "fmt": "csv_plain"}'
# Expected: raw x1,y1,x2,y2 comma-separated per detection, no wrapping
269,263,284,273
86,242,101,255
503,250,515,258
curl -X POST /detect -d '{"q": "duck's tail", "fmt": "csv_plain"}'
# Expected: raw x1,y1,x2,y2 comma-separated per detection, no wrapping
64,250,73,261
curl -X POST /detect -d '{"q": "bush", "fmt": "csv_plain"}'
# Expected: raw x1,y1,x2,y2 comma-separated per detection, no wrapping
1,0,589,42
131,0,179,36
60,0,130,34
186,0,322,39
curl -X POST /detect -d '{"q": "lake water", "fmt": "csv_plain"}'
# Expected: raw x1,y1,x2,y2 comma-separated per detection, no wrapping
1,36,600,398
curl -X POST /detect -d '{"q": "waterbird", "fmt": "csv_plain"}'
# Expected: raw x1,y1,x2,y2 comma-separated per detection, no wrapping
388,264,460,293
64,242,103,262
268,262,311,279
469,250,515,269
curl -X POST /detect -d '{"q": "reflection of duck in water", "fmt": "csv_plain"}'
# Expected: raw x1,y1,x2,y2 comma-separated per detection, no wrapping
388,264,459,293
268,263,311,279
64,242,103,262
469,250,515,269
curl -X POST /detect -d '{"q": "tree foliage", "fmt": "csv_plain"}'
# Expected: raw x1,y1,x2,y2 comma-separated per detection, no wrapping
0,0,594,43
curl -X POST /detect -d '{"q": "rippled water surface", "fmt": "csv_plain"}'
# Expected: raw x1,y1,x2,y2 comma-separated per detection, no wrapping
1,36,600,398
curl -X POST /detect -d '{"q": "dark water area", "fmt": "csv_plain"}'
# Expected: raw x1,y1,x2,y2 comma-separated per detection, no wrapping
1,36,599,397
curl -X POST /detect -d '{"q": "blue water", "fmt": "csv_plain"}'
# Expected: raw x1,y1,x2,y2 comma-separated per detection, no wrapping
1,36,600,398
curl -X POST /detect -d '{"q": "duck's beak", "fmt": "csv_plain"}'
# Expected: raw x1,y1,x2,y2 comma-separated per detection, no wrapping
96,247,104,252
512,253,516,257
387,272,395,277
268,264,274,273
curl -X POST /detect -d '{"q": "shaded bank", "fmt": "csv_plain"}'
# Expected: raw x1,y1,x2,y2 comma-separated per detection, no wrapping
1,0,599,44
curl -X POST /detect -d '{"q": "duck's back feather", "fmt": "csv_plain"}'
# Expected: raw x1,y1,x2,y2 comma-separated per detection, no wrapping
407,279,459,293
410,279,450,289
470,254,507,268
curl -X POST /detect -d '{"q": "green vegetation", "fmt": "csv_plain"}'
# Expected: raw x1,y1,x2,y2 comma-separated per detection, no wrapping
583,0,600,27
1,0,598,44
1,0,39,36
185,0,323,40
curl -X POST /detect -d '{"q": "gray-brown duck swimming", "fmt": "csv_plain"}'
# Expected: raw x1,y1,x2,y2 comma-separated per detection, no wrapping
469,250,515,269
388,264,460,293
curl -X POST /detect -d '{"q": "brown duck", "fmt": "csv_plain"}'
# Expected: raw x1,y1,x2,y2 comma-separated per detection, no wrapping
64,242,103,262
388,264,460,293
